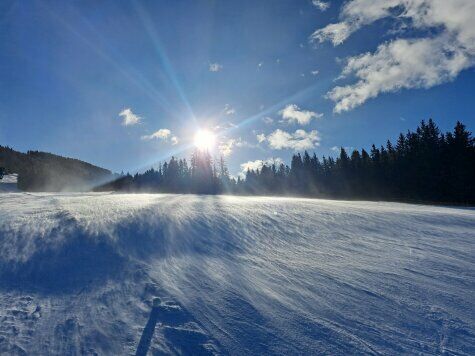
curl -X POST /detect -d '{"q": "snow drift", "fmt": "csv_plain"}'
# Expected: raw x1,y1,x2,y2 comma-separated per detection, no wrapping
0,193,474,355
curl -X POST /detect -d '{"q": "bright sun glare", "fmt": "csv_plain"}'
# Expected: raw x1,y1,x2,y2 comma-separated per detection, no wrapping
194,129,216,151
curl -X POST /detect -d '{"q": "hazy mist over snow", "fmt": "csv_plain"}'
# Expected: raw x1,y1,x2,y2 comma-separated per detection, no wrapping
0,193,474,354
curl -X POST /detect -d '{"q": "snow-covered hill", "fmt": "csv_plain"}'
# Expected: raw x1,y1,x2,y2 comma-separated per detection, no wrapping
0,193,474,355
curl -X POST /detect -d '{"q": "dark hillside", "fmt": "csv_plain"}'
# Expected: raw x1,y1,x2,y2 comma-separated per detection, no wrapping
0,146,112,191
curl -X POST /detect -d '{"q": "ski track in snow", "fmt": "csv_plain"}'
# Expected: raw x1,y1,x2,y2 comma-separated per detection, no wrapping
0,193,474,355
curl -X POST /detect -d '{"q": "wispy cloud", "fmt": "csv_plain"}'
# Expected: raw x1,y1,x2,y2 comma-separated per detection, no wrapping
209,63,223,72
279,104,323,125
214,122,237,131
262,117,274,124
119,108,141,126
312,0,330,11
311,70,319,75
223,104,236,115
141,128,178,144
311,0,475,113
256,133,266,143
264,129,321,151
218,137,252,157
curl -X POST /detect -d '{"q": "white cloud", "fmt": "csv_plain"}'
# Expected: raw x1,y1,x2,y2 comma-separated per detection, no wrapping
239,157,284,178
311,70,319,75
279,104,323,125
311,0,475,112
118,108,141,126
144,128,170,140
265,129,321,151
209,63,223,72
141,128,178,145
218,137,251,157
223,104,235,115
328,37,474,113
262,117,274,124
218,139,235,157
311,21,352,46
312,0,330,11
256,133,266,143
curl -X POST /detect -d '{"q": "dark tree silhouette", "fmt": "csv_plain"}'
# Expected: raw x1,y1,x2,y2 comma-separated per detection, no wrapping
96,119,475,204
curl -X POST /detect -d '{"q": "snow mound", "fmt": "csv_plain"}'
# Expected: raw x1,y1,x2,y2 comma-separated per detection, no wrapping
0,193,474,355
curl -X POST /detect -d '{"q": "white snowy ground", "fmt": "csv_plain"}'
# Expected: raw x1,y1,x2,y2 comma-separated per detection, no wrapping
0,193,474,355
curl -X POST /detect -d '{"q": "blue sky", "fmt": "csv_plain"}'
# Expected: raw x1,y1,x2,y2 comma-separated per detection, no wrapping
1,0,474,176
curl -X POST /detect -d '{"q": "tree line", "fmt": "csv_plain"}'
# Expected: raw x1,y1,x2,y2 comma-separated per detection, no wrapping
97,119,475,204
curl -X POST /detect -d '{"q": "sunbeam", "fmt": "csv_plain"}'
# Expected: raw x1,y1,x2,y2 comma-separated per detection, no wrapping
37,1,176,117
133,1,198,128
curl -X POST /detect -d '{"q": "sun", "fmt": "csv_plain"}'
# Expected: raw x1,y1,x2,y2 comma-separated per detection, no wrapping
194,129,216,151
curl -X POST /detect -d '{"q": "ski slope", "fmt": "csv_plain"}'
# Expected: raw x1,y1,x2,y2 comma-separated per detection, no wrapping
0,193,474,355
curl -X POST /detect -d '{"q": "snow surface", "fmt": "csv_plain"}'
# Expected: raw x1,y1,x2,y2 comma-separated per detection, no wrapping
0,193,474,355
